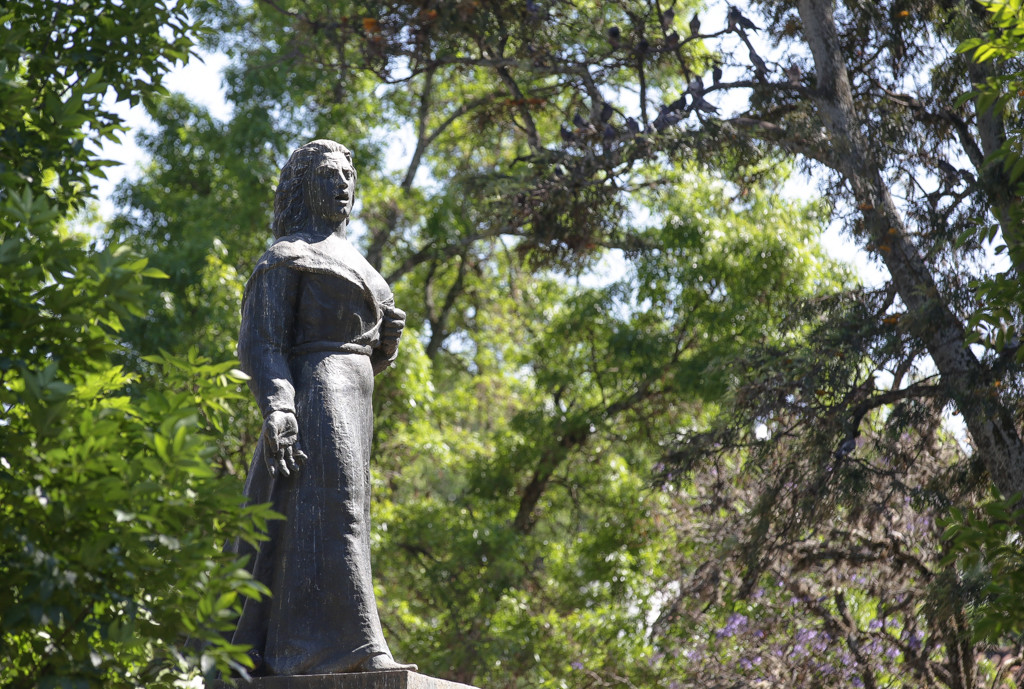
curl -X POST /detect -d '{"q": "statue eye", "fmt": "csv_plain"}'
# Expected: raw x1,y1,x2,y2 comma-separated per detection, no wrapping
315,165,342,179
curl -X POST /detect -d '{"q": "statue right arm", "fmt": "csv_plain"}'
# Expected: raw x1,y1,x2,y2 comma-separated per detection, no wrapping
238,265,299,417
239,266,306,478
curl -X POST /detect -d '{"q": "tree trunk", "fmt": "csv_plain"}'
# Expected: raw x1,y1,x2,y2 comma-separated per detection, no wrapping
967,59,1024,275
797,0,1024,500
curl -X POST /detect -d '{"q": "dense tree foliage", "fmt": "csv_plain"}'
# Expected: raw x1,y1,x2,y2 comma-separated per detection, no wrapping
113,83,846,686
6,0,1024,686
101,0,1024,686
0,3,275,687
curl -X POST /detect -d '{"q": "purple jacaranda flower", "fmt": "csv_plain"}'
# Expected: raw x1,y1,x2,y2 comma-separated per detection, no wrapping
795,628,817,643
571,661,584,670
716,613,748,638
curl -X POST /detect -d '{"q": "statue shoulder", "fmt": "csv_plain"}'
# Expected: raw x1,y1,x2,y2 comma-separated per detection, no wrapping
250,233,392,305
331,236,392,303
246,236,306,278
258,234,316,264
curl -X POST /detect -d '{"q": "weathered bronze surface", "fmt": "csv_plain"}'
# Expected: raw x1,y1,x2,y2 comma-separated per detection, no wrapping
233,140,412,676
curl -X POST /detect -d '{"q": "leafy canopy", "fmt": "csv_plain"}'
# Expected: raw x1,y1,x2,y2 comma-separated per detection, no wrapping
1,2,277,687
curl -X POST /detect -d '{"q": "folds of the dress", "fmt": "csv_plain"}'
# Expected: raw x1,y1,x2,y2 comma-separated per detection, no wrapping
232,351,391,675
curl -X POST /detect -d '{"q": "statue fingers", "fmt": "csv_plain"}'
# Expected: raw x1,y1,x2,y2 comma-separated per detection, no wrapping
285,445,301,474
383,305,406,322
263,424,281,457
292,440,308,465
264,447,278,479
277,447,292,478
264,411,297,455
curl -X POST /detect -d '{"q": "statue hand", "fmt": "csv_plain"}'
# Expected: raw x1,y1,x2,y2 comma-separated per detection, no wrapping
378,304,406,357
262,410,307,478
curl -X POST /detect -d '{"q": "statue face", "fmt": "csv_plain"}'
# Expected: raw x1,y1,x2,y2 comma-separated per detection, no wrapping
304,151,355,223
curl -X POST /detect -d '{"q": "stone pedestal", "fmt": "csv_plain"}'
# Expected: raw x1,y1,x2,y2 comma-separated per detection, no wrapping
219,671,477,689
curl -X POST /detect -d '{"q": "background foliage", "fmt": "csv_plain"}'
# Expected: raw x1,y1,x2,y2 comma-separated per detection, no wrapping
8,0,1024,687
0,3,275,687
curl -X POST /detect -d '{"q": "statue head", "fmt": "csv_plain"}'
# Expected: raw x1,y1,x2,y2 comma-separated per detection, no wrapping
272,139,356,239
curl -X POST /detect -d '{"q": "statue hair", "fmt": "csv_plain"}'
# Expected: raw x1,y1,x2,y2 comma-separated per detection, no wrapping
272,139,354,239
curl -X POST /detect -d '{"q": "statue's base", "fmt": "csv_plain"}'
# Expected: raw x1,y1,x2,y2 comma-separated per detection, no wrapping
219,670,476,689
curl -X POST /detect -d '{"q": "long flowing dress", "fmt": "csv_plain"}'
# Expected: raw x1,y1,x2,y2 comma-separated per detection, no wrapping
232,232,397,676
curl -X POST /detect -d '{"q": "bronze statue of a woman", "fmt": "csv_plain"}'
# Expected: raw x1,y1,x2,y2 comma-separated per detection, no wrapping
233,140,414,676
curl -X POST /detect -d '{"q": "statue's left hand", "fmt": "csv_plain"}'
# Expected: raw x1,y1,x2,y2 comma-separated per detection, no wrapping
371,304,406,376
262,410,308,478
378,304,406,357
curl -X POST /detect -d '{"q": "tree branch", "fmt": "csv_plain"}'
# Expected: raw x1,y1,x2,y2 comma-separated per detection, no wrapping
385,225,522,284
495,65,542,152
796,0,1024,501
426,253,469,359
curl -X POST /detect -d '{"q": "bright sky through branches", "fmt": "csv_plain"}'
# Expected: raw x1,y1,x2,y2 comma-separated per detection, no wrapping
92,2,888,287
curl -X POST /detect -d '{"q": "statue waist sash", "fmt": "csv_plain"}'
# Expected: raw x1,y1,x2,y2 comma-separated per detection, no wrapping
289,340,374,359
